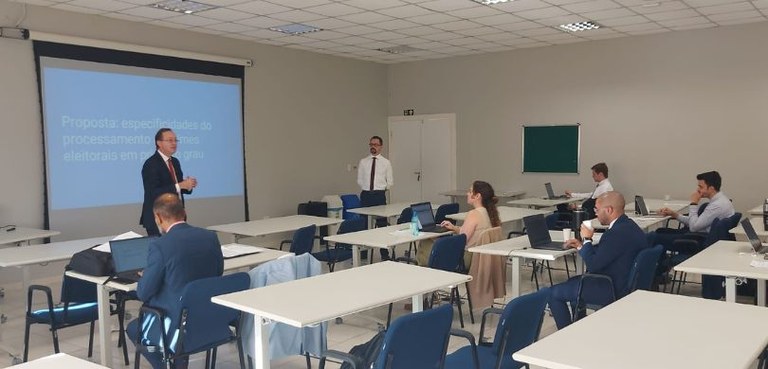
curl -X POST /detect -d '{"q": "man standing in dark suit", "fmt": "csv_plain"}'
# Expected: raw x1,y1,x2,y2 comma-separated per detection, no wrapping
140,128,197,236
549,191,648,329
128,193,223,368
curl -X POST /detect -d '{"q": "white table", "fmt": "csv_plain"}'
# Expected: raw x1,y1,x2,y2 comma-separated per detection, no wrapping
208,215,344,242
211,261,471,369
749,205,762,217
0,236,112,361
468,231,600,298
591,216,669,232
348,202,420,229
514,290,768,369
439,189,525,204
625,198,689,214
67,246,289,368
446,206,550,224
733,216,768,240
14,353,109,369
507,197,582,209
322,224,448,267
0,227,60,246
675,240,768,305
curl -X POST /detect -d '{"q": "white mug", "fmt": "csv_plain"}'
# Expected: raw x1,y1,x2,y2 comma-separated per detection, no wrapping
562,228,572,240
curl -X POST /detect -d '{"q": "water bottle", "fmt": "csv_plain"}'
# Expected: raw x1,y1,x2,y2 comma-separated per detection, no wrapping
573,209,586,241
763,199,768,231
410,212,420,236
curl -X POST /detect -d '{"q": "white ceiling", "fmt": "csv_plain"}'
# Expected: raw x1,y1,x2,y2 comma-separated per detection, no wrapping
11,0,768,63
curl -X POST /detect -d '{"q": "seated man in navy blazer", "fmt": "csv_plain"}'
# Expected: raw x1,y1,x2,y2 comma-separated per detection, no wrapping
549,191,648,329
128,193,223,368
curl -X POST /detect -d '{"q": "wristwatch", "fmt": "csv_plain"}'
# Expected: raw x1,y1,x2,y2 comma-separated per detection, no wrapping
583,237,593,243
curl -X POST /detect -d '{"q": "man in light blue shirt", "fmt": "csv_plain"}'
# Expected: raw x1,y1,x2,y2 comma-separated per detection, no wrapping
658,171,735,233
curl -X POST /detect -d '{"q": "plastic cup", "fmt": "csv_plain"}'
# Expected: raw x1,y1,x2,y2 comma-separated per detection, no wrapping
562,228,572,240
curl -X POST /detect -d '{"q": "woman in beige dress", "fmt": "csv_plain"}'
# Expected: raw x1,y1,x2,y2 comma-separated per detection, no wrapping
439,180,505,310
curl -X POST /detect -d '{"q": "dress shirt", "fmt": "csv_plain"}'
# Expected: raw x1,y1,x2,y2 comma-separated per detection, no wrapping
157,150,181,195
357,154,393,191
678,191,735,232
571,178,613,199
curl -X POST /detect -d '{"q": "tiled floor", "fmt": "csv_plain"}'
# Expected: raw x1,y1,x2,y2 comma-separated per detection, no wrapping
0,256,759,368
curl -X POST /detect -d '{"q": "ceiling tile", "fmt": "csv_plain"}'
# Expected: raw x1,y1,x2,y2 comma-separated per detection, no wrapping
516,6,572,19
453,26,505,36
239,28,284,39
492,0,553,11
515,41,553,48
148,19,192,29
204,22,254,33
370,19,422,30
305,3,365,17
270,10,327,23
102,12,151,22
630,1,691,14
598,14,651,25
405,12,462,24
334,36,376,45
306,17,357,29
715,15,766,23
419,32,465,41
377,4,435,17
684,0,744,6
536,14,588,25
418,0,478,12
697,1,755,13
643,8,700,20
545,0,592,5
118,5,178,19
580,7,636,19
472,13,527,25
164,15,222,26
51,3,105,14
12,0,58,5
754,0,768,8
561,0,622,13
302,30,350,40
117,0,160,4
515,27,563,36
67,0,135,11
234,16,285,28
476,32,525,41
668,21,717,29
612,21,666,30
274,0,331,8
365,31,410,40
229,1,291,15
432,20,482,30
656,15,711,24
445,6,504,18
707,9,762,19
494,20,545,31
198,8,254,22
396,25,444,35
386,36,429,45
336,25,383,35
533,32,582,41
338,11,395,24
343,0,409,10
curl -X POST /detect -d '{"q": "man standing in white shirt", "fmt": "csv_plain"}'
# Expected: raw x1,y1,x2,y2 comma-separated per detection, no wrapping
357,135,393,259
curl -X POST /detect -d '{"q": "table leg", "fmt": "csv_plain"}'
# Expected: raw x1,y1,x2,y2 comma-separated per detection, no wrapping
511,257,520,298
725,277,736,303
412,295,424,313
252,315,271,369
352,245,361,267
574,254,584,275
96,285,112,367
759,280,766,306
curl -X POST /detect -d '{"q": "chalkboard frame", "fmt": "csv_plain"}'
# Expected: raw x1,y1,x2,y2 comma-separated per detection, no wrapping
522,124,580,173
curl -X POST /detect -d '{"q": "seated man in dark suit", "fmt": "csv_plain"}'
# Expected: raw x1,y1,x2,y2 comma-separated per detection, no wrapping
548,191,648,329
128,193,224,368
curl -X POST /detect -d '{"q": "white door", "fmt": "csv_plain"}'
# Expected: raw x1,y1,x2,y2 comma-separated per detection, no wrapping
388,114,456,204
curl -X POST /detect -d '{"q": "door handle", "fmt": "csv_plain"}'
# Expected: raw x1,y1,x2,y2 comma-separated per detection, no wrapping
414,171,421,181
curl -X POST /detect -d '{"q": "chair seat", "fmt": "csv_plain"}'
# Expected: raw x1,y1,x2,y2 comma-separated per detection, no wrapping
312,248,352,262
445,344,524,369
29,302,99,326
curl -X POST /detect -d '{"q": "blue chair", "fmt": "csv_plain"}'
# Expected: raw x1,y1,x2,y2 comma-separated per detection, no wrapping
312,218,366,271
445,288,550,369
574,245,664,320
395,207,418,258
319,304,454,369
435,203,459,224
427,234,474,328
280,224,317,255
133,273,250,369
23,274,102,362
341,194,363,221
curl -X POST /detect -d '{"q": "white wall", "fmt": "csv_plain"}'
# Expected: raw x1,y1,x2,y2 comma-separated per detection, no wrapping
387,21,768,213
0,0,387,282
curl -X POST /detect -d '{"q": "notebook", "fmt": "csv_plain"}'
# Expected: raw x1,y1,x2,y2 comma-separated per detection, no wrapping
410,202,448,233
110,236,153,284
544,182,568,200
741,219,768,254
523,214,565,251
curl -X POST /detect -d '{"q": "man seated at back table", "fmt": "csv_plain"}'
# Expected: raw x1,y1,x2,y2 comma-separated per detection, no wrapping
548,191,648,329
547,162,613,229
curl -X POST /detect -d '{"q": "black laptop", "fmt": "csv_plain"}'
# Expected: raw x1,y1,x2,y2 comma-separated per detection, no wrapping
741,219,767,254
523,214,565,251
544,182,568,200
110,236,153,283
410,202,448,233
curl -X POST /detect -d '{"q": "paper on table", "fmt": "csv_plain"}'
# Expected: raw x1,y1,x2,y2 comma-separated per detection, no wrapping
221,243,266,258
389,228,412,236
93,231,144,252
750,260,768,269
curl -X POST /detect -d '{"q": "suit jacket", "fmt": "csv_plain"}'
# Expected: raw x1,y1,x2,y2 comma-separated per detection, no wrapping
579,214,648,297
140,151,192,232
137,222,223,329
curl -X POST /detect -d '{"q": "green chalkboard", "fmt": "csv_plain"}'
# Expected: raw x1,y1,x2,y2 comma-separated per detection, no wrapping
523,125,580,173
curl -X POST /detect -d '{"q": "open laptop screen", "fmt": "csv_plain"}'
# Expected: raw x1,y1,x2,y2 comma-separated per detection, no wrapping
411,202,436,229
110,237,153,273
545,183,556,199
740,219,764,253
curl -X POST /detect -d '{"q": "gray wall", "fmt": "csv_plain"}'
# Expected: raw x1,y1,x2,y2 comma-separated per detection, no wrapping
387,21,768,213
0,0,387,281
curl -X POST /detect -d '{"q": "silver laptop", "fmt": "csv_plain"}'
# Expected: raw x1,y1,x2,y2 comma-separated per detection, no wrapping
544,182,568,200
634,196,665,218
741,219,767,254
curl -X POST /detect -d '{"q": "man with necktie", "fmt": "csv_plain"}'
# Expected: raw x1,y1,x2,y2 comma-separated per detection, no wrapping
140,128,197,236
357,135,394,259
548,162,613,228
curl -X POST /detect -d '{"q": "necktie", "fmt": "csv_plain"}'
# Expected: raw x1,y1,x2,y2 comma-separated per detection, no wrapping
590,183,598,198
369,157,377,191
167,158,178,184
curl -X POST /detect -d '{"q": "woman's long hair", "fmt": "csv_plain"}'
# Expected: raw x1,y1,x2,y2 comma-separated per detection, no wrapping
472,180,500,227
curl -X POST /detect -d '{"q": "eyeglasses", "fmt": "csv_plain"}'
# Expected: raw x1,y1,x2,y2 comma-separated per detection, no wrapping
369,143,381,147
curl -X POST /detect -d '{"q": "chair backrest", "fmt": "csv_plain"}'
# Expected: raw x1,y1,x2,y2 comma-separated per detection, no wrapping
434,203,459,224
290,224,317,255
427,234,467,272
492,288,550,369
60,274,97,304
396,207,412,225
704,212,741,247
340,194,362,220
374,304,453,369
335,218,367,249
627,245,665,293
176,272,250,354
